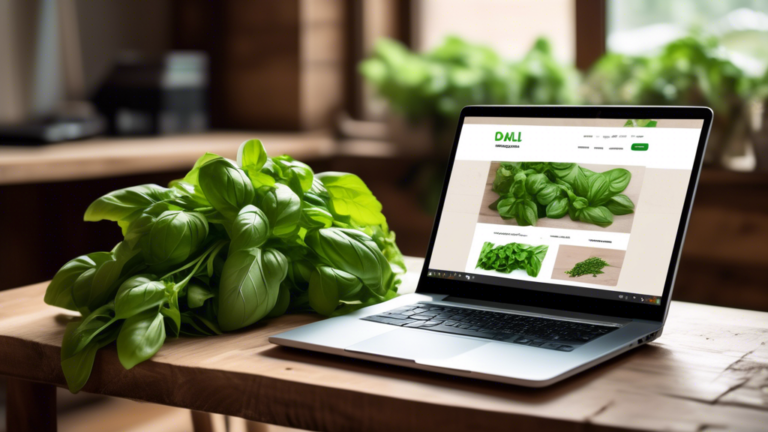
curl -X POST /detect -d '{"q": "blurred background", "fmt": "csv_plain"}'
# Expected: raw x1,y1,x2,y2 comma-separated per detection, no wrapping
1,0,768,430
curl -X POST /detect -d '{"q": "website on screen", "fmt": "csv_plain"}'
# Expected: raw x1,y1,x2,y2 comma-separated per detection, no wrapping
426,117,704,305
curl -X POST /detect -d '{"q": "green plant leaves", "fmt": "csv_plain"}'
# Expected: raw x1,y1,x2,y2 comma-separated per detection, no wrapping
229,205,270,252
114,275,166,319
144,211,208,267
199,158,255,219
490,162,635,228
84,185,179,223
61,317,119,393
187,281,215,309
605,194,635,215
260,184,301,238
46,253,106,311
273,155,314,195
476,242,548,277
305,228,390,295
309,266,362,316
317,172,386,226
218,247,288,331
49,138,406,394
237,139,275,189
117,310,166,370
237,139,268,172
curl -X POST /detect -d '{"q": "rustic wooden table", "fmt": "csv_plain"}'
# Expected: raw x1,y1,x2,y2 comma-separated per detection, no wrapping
1,257,767,431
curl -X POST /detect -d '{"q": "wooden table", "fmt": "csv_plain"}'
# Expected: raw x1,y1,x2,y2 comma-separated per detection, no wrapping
2,257,768,432
0,131,335,185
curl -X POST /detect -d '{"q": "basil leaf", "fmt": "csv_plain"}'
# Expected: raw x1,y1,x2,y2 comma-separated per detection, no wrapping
62,303,117,359
525,173,549,195
267,282,291,317
144,211,208,267
514,199,538,226
308,266,363,316
237,139,275,189
84,184,179,223
317,172,386,226
535,184,559,205
229,205,270,252
304,228,390,295
586,173,614,206
261,184,301,238
114,275,166,319
199,158,255,219
46,253,106,311
218,247,288,331
61,319,119,393
605,194,635,215
300,205,334,229
273,155,314,195
237,139,268,171
72,249,136,313
602,168,631,194
170,153,220,201
187,281,214,309
545,196,569,218
579,206,614,227
116,310,166,370
497,197,516,219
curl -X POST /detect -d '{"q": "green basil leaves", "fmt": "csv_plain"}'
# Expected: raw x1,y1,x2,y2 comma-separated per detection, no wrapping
490,162,635,228
218,247,288,331
46,138,405,393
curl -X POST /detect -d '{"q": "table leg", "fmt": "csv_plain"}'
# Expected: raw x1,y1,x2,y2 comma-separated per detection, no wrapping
6,378,57,432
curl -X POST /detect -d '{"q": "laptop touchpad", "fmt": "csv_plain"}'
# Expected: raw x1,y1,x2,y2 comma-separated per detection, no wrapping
345,329,488,361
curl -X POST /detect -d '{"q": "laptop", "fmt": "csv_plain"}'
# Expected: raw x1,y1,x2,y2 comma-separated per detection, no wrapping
270,106,713,387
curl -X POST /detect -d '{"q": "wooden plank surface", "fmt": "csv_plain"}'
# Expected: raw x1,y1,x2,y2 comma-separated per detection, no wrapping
0,131,335,185
1,257,767,431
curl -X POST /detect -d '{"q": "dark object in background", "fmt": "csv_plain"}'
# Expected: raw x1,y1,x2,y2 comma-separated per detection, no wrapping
93,52,208,136
0,115,105,145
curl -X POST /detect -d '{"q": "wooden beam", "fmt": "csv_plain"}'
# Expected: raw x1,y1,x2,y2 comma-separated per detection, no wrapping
575,0,606,71
6,378,57,432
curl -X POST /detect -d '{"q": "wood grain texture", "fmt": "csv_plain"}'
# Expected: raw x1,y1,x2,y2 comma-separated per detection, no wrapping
1,257,767,431
478,162,644,234
0,131,335,185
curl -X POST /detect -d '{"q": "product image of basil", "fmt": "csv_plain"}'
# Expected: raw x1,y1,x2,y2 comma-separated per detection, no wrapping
45,138,405,393
489,162,635,228
565,257,610,278
476,241,549,277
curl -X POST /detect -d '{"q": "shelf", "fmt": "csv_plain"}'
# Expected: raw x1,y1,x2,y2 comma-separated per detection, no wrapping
0,131,336,185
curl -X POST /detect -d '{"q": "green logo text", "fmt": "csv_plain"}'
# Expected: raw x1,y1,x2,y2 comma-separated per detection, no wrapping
495,131,522,142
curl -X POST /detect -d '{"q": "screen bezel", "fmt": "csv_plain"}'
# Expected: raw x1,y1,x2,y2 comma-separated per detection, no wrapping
416,105,713,323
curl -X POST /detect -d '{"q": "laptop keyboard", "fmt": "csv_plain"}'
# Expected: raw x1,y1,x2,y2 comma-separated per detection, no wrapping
362,303,619,352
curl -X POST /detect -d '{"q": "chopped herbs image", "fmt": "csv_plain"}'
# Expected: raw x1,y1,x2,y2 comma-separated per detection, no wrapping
488,162,635,228
565,257,610,278
44,139,406,393
476,241,548,277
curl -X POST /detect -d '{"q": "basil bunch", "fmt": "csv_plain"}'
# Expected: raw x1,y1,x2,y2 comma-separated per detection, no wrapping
44,139,406,393
476,241,548,277
489,162,635,228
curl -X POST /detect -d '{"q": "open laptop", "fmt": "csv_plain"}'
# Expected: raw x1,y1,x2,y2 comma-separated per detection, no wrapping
270,106,713,387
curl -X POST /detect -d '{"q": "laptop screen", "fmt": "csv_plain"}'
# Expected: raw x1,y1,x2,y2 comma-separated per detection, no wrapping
425,116,705,306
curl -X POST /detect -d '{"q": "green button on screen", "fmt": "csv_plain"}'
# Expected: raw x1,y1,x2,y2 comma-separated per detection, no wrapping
631,143,649,151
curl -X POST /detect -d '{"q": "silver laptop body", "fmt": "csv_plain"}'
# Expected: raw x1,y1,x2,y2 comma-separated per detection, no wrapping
271,106,713,387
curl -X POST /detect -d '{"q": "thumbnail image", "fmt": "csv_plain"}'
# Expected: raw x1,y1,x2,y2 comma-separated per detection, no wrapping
551,245,626,287
477,162,645,233
475,241,549,278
